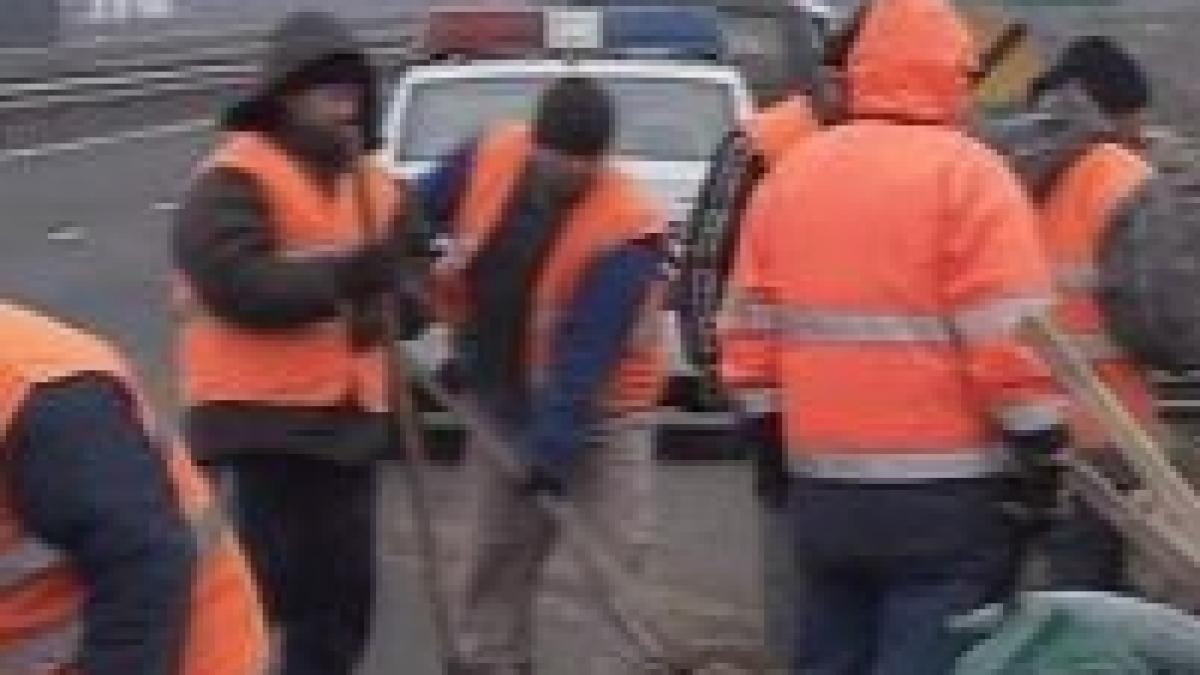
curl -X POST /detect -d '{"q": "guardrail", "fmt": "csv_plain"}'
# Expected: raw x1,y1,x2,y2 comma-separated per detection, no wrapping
0,15,422,114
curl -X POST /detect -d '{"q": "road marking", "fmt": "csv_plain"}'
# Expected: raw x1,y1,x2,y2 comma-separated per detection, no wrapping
0,117,213,164
46,223,87,242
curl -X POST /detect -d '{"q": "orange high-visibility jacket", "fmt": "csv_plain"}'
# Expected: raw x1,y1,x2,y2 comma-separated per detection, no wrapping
745,94,820,169
720,0,1062,481
435,124,667,414
0,303,266,674
1040,142,1155,448
177,132,398,412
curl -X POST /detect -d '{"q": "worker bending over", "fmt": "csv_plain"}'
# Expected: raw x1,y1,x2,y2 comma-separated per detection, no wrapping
422,77,668,675
0,302,265,674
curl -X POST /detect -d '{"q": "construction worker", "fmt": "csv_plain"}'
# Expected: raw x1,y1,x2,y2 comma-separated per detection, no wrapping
0,302,266,674
684,19,863,665
683,79,823,674
735,92,822,674
173,12,405,675
719,0,1066,672
1000,37,1157,592
421,77,667,674
746,95,822,170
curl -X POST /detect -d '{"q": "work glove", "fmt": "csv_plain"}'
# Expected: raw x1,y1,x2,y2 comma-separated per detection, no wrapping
516,429,579,499
336,239,399,302
741,412,788,508
436,359,467,394
347,295,387,351
515,411,599,499
518,463,567,498
1003,424,1070,526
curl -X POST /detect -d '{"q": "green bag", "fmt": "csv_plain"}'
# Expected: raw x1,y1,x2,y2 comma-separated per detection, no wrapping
954,592,1200,675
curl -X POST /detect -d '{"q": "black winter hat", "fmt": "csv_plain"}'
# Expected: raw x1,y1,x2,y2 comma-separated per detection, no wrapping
222,11,383,150
532,77,615,158
1030,36,1151,117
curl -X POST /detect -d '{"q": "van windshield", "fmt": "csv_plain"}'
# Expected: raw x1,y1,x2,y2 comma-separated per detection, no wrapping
397,75,736,162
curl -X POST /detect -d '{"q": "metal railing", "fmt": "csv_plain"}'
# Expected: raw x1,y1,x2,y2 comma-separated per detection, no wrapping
0,15,422,114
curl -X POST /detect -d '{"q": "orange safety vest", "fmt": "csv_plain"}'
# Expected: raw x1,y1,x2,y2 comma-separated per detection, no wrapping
0,303,266,674
437,124,667,414
744,94,820,169
177,132,399,412
1040,142,1156,448
721,122,1059,481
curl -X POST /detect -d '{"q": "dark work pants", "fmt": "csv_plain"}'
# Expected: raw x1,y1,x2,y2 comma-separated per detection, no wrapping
218,455,378,675
1042,494,1127,592
788,476,1018,675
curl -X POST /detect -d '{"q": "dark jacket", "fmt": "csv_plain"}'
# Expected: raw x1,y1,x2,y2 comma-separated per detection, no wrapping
981,83,1118,202
12,376,196,675
175,12,403,464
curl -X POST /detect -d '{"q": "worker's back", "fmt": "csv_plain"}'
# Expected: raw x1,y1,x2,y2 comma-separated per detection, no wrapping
716,4,1063,672
763,121,976,310
745,118,1047,453
0,302,267,675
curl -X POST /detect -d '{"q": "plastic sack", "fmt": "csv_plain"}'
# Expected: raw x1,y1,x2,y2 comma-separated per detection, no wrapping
953,591,1200,674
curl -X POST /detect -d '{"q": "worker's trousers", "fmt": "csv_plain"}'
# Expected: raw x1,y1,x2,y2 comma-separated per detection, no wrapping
454,416,656,674
760,499,797,673
1041,446,1132,593
1042,494,1127,592
218,455,377,675
788,476,1017,675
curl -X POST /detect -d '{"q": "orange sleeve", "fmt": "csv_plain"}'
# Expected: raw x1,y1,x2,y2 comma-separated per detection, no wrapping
941,143,1064,432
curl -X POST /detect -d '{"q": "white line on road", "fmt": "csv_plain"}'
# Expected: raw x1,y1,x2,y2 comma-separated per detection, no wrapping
0,117,214,164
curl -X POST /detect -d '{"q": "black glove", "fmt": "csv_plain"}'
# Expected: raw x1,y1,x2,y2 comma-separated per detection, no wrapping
347,295,387,351
336,240,397,301
1003,424,1069,523
436,359,467,394
518,463,566,498
394,293,433,341
741,412,788,508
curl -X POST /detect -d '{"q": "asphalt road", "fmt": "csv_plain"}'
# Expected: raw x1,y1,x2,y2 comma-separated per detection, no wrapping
0,128,766,674
0,130,205,398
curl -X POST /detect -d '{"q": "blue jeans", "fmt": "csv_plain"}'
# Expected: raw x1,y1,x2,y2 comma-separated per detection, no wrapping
788,477,1017,675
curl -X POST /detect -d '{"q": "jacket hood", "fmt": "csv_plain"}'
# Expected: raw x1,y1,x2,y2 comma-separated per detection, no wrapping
847,0,977,123
222,11,383,151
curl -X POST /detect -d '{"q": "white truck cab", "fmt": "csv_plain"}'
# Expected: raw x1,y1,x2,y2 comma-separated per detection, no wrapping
384,7,756,399
384,6,754,225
